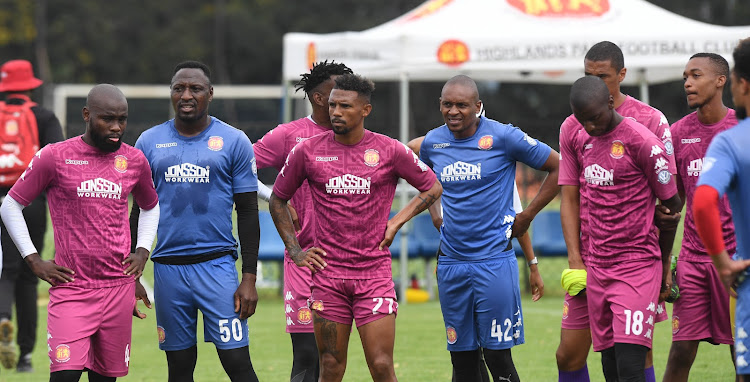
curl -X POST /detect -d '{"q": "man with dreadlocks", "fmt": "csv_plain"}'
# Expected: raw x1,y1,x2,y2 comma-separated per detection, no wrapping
253,60,352,382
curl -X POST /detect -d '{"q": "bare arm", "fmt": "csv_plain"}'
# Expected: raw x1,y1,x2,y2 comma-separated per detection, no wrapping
657,193,682,301
379,179,443,250
517,232,543,301
269,192,326,272
560,185,583,269
512,149,560,237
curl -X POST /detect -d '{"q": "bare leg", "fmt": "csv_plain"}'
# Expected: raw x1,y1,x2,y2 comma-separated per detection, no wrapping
358,315,397,382
663,340,699,382
313,312,352,382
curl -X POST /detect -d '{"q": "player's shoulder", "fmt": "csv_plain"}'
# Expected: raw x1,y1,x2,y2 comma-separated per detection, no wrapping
481,116,518,134
423,125,450,145
668,112,697,138
619,118,659,145
560,114,582,134
138,120,172,142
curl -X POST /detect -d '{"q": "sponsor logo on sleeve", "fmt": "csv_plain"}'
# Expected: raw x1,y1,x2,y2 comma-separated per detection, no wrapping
610,140,624,159
584,164,613,186
478,135,493,150
524,133,538,146
114,155,128,173
207,136,224,151
658,170,671,185
364,149,380,167
664,141,674,156
441,161,481,182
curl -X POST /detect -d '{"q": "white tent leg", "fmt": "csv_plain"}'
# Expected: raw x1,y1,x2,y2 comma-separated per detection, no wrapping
399,72,410,304
639,69,650,105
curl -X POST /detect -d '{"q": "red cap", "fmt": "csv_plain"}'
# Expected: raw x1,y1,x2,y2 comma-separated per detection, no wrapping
0,60,43,92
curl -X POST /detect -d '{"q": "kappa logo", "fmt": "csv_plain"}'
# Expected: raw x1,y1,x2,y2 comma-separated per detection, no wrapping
441,161,481,182
659,114,669,126
584,143,593,150
411,152,430,172
681,138,701,144
524,133,538,146
164,163,210,183
0,153,23,169
662,128,672,140
325,174,371,195
503,215,515,239
155,142,177,149
285,291,293,301
316,156,339,162
584,164,613,186
654,157,668,171
296,136,310,143
650,145,663,157
65,159,89,165
77,178,122,199
737,341,748,354
433,143,450,149
687,158,702,176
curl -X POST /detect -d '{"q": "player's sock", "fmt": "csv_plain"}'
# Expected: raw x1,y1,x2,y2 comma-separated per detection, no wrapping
559,364,590,382
483,348,520,382
50,369,84,382
450,350,482,382
216,345,259,382
290,332,319,382
166,346,197,382
644,365,656,382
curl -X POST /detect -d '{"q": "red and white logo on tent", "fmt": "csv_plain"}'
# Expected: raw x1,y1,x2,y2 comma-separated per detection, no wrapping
402,0,454,23
437,40,469,67
508,0,609,17
307,42,317,70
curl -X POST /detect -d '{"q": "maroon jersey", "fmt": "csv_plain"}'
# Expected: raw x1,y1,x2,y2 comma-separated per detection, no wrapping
671,109,737,262
273,130,436,279
9,137,158,288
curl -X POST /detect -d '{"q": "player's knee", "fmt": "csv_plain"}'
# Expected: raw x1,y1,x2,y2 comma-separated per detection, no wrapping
614,343,649,381
366,354,395,379
556,344,587,371
319,352,345,377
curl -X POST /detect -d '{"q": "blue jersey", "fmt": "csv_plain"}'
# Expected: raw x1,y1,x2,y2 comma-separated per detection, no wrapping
136,117,258,258
421,116,551,260
697,118,750,261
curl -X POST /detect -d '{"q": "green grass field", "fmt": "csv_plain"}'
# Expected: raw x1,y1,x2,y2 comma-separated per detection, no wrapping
0,256,738,381
0,208,738,381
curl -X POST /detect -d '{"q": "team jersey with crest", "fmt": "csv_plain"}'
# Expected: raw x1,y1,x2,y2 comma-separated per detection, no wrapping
672,109,737,262
420,116,551,261
8,137,158,288
254,116,327,252
559,118,677,266
698,118,750,263
559,96,671,259
136,117,258,259
273,130,436,279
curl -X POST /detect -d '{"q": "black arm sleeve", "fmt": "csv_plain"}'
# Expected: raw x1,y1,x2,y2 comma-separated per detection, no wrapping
32,106,64,145
234,191,260,275
129,198,141,253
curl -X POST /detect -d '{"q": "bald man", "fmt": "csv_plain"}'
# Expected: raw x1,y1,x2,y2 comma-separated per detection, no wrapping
419,75,560,382
0,84,160,382
559,76,680,381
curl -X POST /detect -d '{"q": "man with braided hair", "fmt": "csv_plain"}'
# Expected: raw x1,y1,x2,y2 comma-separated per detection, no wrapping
253,60,352,382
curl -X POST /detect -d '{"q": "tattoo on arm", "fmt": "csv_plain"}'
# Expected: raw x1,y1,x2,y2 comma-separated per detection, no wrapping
269,197,303,258
413,192,438,215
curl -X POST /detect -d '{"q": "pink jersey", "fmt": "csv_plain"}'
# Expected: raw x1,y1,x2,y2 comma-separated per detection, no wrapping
671,109,737,262
559,118,677,266
273,130,437,279
9,137,158,288
559,95,671,260
254,116,328,252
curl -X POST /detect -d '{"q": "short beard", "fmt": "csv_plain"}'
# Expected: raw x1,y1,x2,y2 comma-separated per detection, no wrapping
91,132,122,153
737,106,747,120
332,125,352,135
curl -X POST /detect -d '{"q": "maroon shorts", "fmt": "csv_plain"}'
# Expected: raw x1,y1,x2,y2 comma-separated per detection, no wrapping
671,258,733,344
561,292,590,330
310,273,397,327
588,260,661,352
284,259,315,333
48,283,135,377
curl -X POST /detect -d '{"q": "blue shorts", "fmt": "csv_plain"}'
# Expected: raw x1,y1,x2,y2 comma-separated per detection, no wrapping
153,254,249,351
736,276,750,374
437,249,524,351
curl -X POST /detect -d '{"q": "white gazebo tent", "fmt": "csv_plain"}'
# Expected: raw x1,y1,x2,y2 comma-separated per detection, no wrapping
282,0,750,299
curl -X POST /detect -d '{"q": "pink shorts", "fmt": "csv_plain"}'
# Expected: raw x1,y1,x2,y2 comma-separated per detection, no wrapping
284,259,315,333
671,258,733,344
588,260,661,352
561,289,668,330
310,274,397,327
48,283,135,377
